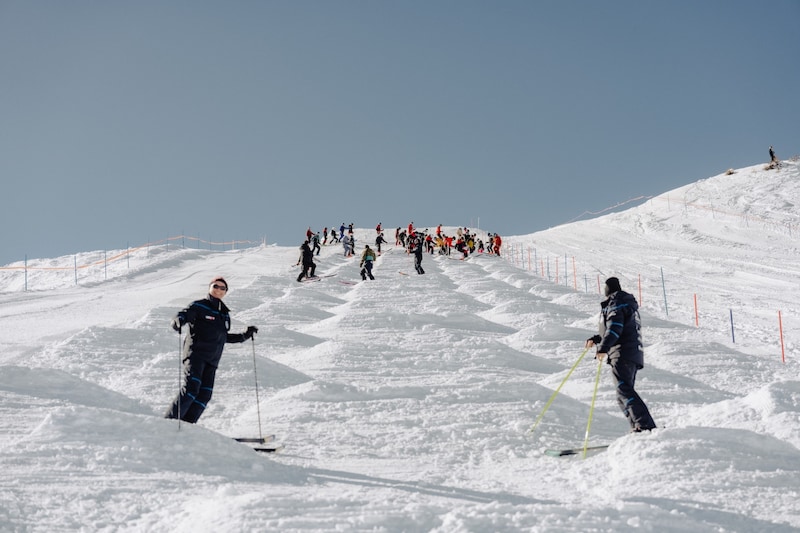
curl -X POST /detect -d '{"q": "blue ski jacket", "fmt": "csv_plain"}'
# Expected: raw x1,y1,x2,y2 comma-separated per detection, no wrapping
596,290,644,368
175,296,246,367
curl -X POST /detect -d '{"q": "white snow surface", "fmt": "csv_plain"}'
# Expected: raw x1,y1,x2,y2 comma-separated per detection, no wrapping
2,161,800,532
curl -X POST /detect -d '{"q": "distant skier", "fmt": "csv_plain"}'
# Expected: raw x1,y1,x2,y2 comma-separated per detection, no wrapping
360,245,376,280
311,233,321,256
342,233,352,257
492,234,502,257
166,277,258,423
410,233,425,274
443,235,453,256
296,241,317,282
767,146,781,168
455,237,469,259
375,232,388,255
586,277,656,433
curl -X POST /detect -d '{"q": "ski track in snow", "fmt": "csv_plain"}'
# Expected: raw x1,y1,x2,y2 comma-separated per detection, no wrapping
1,162,800,532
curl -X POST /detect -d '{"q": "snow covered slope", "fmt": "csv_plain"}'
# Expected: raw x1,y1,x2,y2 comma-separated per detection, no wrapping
1,161,799,531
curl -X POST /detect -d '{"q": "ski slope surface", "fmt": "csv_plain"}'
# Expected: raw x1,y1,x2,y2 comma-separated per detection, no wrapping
1,161,799,532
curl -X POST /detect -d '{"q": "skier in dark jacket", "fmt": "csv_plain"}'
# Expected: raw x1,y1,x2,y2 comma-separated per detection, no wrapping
375,232,388,255
586,277,656,432
410,233,425,274
296,241,317,282
166,277,257,423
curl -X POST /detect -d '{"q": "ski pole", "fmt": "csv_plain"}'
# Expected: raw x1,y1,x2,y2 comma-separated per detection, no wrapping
529,347,591,434
177,329,182,431
251,337,263,440
582,359,603,458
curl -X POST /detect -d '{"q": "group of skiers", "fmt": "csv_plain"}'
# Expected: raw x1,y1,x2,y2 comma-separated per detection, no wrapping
296,223,503,281
395,224,502,260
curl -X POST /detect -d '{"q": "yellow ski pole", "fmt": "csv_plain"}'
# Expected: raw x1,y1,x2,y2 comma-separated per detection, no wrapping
582,359,604,458
529,347,591,434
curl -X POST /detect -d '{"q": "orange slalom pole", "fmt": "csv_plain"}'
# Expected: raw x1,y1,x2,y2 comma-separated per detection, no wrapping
572,257,577,290
638,274,642,305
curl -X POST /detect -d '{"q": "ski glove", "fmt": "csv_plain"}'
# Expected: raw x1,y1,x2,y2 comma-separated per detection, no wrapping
243,326,259,339
586,335,602,346
171,317,183,332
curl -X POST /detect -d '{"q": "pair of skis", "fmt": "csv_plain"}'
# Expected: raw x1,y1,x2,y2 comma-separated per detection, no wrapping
234,434,606,456
299,273,337,283
545,444,609,457
233,435,284,453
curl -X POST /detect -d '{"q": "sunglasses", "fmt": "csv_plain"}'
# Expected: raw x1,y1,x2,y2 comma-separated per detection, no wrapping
212,284,228,291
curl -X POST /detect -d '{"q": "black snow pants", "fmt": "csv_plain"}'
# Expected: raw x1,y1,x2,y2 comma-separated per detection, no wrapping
609,358,656,431
165,357,218,423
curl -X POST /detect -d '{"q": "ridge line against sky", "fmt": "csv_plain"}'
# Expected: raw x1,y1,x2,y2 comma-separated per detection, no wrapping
1,1,798,266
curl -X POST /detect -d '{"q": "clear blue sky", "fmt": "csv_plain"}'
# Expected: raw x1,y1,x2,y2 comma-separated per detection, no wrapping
1,1,798,265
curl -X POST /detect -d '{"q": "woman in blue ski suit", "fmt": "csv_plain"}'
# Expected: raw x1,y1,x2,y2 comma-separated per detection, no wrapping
165,277,257,423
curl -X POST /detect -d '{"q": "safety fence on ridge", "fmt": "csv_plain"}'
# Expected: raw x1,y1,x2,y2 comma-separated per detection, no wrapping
0,235,263,292
497,166,800,363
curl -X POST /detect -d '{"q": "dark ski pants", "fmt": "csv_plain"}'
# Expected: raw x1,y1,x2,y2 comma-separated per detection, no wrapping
610,358,656,431
165,357,218,423
414,255,425,274
361,261,374,280
297,262,316,281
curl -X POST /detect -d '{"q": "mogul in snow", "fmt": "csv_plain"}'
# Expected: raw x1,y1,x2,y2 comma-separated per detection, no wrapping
166,277,258,423
586,276,656,433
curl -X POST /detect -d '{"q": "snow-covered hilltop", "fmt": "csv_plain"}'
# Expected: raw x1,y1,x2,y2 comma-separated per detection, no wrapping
1,160,799,531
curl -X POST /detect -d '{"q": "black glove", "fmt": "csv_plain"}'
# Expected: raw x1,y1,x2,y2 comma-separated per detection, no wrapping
585,335,601,348
243,326,259,339
171,317,183,332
